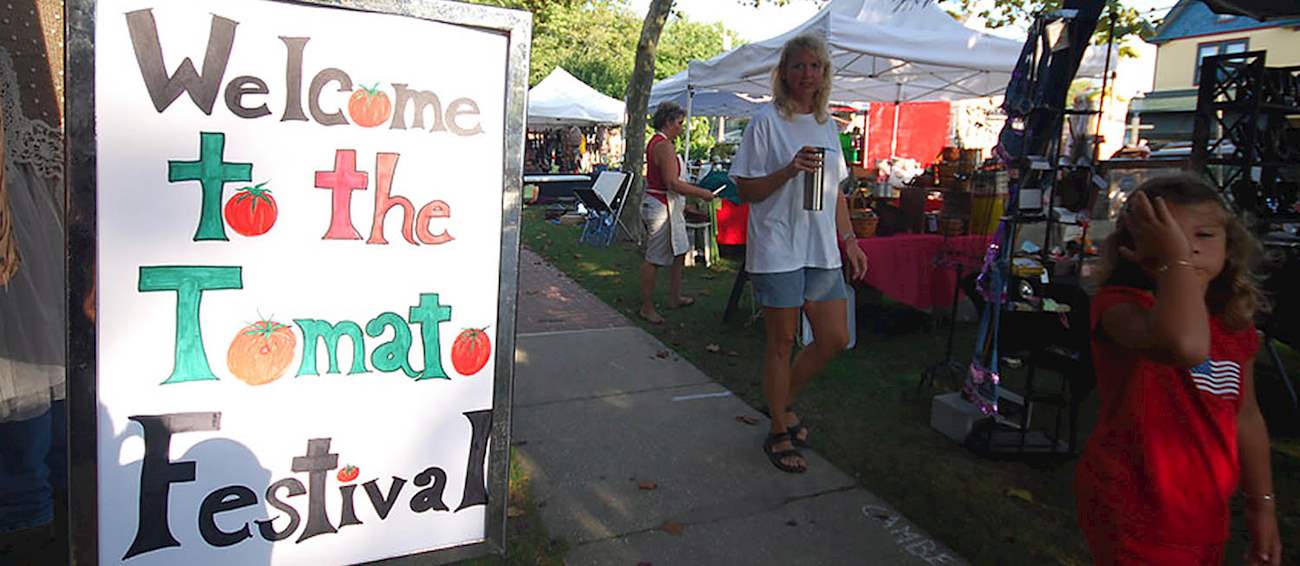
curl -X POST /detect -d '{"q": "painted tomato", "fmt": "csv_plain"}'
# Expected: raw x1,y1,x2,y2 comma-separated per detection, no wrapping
337,465,359,483
227,318,296,386
348,84,391,128
224,182,277,237
451,327,491,376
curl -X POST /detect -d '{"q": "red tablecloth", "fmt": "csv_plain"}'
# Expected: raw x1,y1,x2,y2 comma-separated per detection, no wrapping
854,234,993,311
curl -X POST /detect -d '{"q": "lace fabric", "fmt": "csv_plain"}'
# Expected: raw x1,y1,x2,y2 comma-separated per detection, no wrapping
0,46,62,195
0,44,65,423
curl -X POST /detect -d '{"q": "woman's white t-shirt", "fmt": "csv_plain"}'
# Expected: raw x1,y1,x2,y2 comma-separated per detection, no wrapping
729,104,848,274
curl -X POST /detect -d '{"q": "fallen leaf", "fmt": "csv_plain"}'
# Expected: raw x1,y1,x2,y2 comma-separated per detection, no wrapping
1005,488,1035,504
735,415,759,425
638,481,658,490
660,521,685,536
507,506,525,518
655,350,671,359
705,344,721,353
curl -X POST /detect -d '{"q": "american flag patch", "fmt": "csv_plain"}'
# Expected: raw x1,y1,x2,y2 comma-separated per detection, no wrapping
1188,359,1241,398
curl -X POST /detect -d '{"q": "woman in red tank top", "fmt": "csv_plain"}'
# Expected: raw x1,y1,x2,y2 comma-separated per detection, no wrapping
638,102,716,324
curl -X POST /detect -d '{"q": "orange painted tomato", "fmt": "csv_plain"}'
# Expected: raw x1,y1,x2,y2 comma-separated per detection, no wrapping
227,318,296,385
224,182,277,237
337,465,359,483
451,327,491,376
348,83,391,128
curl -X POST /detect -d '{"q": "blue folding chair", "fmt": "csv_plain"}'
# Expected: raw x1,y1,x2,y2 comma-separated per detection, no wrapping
576,171,633,247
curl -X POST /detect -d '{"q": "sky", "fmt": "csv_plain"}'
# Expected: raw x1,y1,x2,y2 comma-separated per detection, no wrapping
628,0,1181,43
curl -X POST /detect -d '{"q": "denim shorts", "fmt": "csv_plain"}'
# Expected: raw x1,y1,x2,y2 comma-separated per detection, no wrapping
749,267,848,309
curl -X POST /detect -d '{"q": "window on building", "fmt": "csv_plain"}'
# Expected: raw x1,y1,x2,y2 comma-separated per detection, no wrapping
1194,39,1249,85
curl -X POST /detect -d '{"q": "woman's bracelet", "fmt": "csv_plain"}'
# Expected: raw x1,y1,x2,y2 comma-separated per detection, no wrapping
1155,259,1196,273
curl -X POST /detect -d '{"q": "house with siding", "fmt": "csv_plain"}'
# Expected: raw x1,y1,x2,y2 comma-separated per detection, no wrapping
1129,0,1300,146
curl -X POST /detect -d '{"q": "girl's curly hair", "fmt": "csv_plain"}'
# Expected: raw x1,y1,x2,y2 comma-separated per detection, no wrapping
1097,172,1269,330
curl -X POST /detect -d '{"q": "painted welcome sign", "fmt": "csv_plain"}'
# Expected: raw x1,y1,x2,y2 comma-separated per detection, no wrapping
85,0,523,563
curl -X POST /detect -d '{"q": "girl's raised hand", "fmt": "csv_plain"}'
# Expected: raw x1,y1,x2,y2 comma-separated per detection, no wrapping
1119,192,1193,270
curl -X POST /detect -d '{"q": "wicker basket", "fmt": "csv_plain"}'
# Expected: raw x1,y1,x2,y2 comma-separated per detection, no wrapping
940,217,967,236
851,211,879,239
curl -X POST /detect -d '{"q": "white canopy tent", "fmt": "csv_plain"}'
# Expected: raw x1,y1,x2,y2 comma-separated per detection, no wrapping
648,71,769,118
656,0,1114,160
680,0,1110,104
527,67,625,127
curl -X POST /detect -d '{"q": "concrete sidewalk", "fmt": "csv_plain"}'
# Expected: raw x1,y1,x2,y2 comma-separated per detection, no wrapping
512,248,965,566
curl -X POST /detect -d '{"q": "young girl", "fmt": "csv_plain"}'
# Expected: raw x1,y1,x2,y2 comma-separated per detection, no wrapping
1077,173,1282,565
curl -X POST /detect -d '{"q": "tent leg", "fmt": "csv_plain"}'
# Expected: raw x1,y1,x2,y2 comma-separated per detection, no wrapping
683,87,694,168
889,84,902,160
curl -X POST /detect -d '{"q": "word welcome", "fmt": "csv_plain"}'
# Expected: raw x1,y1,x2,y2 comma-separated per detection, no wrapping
126,9,483,135
123,410,492,559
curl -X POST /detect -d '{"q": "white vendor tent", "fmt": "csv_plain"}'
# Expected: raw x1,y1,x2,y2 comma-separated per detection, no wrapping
661,0,1111,107
527,67,625,127
649,71,769,118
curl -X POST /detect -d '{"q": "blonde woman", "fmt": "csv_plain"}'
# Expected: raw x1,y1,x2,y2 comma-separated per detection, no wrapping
731,35,868,473
639,102,715,324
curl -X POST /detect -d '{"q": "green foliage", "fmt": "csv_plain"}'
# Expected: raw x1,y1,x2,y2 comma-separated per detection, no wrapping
936,0,1156,44
467,0,741,100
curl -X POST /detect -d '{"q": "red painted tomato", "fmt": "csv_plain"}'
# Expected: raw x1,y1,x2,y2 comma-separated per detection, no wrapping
224,182,278,237
348,84,391,128
451,327,491,376
337,465,359,483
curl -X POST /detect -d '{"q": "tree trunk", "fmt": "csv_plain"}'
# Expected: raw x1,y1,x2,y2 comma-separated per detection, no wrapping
619,0,674,242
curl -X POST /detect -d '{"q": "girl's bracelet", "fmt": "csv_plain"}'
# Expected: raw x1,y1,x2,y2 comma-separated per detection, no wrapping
1244,492,1275,505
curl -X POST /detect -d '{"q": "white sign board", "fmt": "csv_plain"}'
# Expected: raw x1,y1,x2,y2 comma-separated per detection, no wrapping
68,0,529,563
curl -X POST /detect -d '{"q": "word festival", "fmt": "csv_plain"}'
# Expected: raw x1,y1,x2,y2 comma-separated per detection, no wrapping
121,410,493,559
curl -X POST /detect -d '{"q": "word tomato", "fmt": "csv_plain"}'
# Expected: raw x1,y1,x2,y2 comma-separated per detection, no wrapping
227,318,296,385
451,327,491,376
348,83,391,128
223,182,278,237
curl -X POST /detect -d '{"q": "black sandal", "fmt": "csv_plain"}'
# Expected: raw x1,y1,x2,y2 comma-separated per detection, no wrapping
760,405,810,449
763,432,806,474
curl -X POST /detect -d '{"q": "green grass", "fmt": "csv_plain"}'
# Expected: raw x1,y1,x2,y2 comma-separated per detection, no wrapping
519,206,1299,565
464,449,568,565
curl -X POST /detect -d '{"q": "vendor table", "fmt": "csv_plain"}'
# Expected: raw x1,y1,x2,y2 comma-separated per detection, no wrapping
721,233,993,323
523,173,592,204
852,234,992,311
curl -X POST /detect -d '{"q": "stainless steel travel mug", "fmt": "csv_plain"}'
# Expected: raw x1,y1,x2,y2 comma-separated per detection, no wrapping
803,147,826,211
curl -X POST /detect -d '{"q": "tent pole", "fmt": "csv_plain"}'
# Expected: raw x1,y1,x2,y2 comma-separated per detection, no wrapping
864,106,871,166
683,86,694,167
889,84,902,160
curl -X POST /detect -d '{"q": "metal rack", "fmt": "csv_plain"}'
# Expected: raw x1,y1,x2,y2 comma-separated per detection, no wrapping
962,7,1111,457
1191,50,1300,221
1191,50,1300,424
